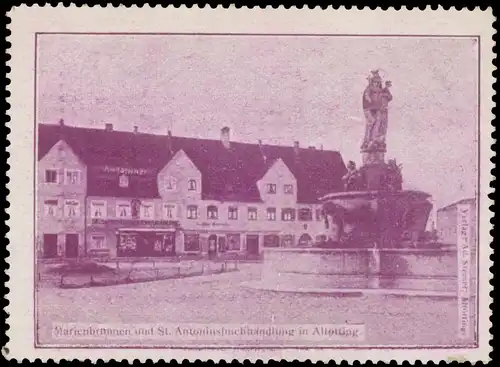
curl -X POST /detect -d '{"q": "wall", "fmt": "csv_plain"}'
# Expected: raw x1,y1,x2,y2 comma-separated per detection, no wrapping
37,140,87,257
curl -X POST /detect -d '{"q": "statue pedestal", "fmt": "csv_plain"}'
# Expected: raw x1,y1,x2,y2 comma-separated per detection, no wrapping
361,149,385,166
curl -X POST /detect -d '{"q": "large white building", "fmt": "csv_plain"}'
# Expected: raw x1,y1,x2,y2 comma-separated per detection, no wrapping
37,121,347,259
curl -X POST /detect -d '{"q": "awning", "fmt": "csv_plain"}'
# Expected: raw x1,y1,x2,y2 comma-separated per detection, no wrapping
116,228,176,233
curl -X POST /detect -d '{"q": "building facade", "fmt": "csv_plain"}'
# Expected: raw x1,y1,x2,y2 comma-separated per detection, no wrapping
436,198,477,246
37,121,346,259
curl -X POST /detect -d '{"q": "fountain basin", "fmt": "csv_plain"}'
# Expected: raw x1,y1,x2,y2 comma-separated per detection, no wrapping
242,247,470,298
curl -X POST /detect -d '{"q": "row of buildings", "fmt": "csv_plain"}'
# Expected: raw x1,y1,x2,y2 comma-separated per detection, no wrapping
37,121,347,259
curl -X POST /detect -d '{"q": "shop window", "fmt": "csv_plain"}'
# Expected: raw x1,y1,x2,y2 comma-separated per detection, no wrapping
44,199,58,217
140,202,154,219
64,200,80,217
263,234,280,248
90,235,106,249
188,179,197,191
90,200,107,218
163,203,177,220
65,169,81,185
187,205,198,219
117,234,137,257
228,206,238,220
281,208,295,221
298,208,313,221
281,234,294,247
184,234,201,252
266,207,276,221
207,205,218,219
117,201,132,218
266,183,277,194
247,207,257,221
284,184,294,194
227,234,241,251
45,169,58,184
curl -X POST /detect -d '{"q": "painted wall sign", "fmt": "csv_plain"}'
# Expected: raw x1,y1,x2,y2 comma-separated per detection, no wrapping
196,221,230,227
99,166,155,176
91,218,179,227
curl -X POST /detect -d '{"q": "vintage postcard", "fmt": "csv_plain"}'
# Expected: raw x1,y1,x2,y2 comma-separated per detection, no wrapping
5,5,495,363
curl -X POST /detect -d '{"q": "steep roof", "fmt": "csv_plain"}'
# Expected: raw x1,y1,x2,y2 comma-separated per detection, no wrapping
38,123,346,203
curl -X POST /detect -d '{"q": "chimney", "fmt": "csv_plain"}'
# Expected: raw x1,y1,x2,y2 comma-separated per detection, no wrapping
258,139,267,163
308,146,316,150
58,118,65,126
133,126,139,134
320,144,323,151
167,130,173,153
293,141,300,155
105,123,113,132
221,126,231,149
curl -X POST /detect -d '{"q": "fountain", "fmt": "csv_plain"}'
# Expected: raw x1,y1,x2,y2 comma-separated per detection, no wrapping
244,70,458,297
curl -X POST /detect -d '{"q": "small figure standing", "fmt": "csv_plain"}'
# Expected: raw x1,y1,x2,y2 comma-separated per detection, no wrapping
342,160,361,191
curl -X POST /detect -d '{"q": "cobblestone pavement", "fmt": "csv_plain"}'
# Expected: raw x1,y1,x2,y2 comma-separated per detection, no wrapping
37,264,474,347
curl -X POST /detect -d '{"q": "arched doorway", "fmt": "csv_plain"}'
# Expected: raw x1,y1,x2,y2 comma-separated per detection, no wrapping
298,233,313,247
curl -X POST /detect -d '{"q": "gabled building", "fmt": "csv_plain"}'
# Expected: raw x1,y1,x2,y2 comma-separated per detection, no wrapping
37,121,347,259
436,198,477,246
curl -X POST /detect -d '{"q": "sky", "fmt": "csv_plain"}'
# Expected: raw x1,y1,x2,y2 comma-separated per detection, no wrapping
36,34,479,211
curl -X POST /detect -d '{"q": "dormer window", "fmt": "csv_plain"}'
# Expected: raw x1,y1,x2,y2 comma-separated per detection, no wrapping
284,184,294,194
119,174,129,188
188,179,197,191
266,183,277,194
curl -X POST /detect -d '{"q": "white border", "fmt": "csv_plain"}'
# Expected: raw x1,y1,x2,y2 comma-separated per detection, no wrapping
6,5,495,363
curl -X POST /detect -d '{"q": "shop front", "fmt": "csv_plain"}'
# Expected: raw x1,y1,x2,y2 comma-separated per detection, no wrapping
117,228,177,257
88,218,180,258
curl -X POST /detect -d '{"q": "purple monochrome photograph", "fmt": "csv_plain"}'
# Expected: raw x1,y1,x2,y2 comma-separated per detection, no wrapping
33,33,480,350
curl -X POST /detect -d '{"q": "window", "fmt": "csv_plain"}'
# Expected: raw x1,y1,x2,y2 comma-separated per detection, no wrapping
44,199,58,216
263,234,280,248
64,200,80,217
228,206,238,220
90,200,107,218
315,209,323,221
164,176,177,191
266,207,276,221
187,205,198,219
207,205,218,219
184,234,201,251
65,169,81,184
188,179,197,191
248,207,258,221
284,184,294,194
298,208,313,221
118,174,129,188
140,202,154,219
117,201,132,218
163,203,177,220
266,183,277,194
227,234,241,251
90,235,106,249
282,208,295,221
45,169,58,184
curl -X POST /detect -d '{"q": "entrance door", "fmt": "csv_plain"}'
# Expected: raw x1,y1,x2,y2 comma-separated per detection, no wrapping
208,234,217,259
43,234,58,258
65,234,79,258
246,235,259,255
217,235,227,253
